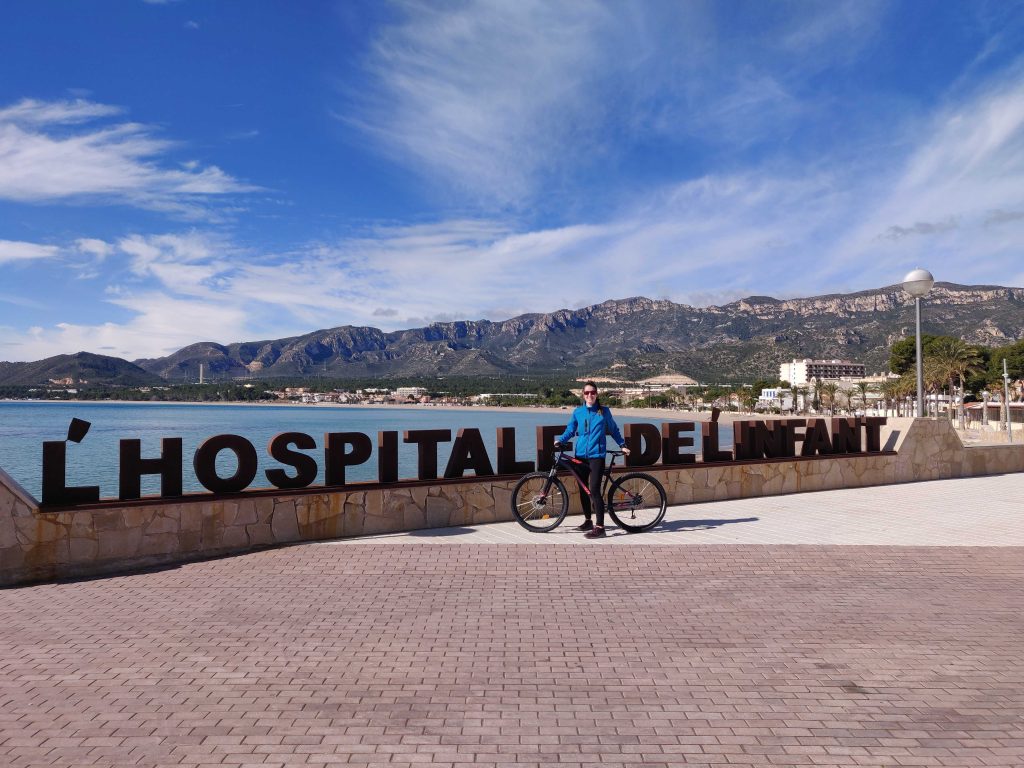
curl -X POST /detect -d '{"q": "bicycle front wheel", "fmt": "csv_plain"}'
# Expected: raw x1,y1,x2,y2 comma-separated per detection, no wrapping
607,472,667,532
511,473,569,532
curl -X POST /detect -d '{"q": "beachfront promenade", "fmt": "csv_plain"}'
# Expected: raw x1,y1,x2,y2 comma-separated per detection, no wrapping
2,473,1022,768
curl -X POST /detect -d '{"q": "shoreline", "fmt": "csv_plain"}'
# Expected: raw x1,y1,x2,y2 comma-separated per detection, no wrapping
1,398,759,422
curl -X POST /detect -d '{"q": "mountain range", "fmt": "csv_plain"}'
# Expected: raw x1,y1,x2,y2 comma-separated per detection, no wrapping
2,282,1022,386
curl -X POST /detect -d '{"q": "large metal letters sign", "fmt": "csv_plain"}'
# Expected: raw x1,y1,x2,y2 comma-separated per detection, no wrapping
41,416,887,507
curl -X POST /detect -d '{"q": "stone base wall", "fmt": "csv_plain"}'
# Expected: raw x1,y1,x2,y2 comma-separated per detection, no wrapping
2,418,1022,586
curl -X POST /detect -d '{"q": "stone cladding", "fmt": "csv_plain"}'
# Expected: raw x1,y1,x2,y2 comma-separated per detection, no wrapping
1,417,1022,586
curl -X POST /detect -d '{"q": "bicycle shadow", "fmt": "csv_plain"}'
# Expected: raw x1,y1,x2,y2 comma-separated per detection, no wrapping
649,516,759,533
406,526,477,537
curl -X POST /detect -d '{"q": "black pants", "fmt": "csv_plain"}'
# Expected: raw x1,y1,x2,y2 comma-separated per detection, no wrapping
577,456,606,527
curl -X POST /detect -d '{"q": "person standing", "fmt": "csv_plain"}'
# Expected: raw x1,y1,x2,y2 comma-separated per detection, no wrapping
556,382,629,538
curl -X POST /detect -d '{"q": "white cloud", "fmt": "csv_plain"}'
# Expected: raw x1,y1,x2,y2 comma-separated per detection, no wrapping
2,294,249,362
0,295,49,310
348,0,616,204
0,239,59,264
116,231,228,295
345,1,890,206
777,0,884,56
74,238,114,260
0,98,257,216
5,46,1024,361
820,66,1024,287
0,98,123,126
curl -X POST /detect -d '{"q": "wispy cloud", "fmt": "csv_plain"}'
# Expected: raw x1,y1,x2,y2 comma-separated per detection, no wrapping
878,218,960,241
0,239,59,264
0,98,257,217
346,0,616,205
0,295,49,311
0,98,122,126
776,0,885,56
5,78,1024,365
822,64,1024,287
985,208,1024,226
344,0,891,207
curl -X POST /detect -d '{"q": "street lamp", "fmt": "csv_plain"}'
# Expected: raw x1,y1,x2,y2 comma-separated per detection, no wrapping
1004,358,1014,443
902,268,935,418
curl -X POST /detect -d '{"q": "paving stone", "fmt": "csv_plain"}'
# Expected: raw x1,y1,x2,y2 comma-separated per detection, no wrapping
2,475,1024,767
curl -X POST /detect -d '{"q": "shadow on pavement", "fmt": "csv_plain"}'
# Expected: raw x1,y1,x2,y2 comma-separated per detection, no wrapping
407,526,478,537
654,516,759,532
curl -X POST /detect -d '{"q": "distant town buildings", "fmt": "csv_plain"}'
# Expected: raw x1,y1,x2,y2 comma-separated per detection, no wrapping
472,393,538,402
780,358,866,384
577,371,698,403
638,373,698,388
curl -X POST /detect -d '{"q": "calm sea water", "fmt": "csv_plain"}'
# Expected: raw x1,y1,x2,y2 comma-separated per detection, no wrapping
0,401,725,501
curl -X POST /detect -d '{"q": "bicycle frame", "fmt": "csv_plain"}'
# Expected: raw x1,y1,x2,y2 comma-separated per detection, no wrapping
547,446,623,499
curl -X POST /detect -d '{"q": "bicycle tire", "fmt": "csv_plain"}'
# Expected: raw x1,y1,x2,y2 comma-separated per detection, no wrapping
606,472,667,532
511,473,569,532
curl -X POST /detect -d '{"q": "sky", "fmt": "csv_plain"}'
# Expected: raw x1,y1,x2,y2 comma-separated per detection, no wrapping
1,0,1023,362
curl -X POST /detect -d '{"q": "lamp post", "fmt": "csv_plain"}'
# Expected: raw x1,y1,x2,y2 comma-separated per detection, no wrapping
902,268,935,418
1004,358,1014,443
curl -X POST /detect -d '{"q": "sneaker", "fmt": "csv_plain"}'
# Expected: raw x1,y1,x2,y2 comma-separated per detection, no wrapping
574,519,593,531
583,526,606,539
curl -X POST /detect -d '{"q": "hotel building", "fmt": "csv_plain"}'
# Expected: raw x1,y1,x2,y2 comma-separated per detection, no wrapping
780,358,866,385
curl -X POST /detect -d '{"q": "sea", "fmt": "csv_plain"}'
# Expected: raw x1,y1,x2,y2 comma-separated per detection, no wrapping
0,401,729,501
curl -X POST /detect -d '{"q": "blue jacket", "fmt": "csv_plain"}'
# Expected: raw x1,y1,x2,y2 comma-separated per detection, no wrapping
558,404,626,459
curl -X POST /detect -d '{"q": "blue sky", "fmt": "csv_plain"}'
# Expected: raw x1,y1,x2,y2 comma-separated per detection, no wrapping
1,0,1023,362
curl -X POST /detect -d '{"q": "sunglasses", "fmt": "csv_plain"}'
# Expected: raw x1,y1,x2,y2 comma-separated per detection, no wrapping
583,390,598,396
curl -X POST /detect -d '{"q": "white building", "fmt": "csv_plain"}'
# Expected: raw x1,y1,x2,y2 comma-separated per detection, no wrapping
780,358,866,385
758,388,794,411
395,387,428,398
638,373,698,389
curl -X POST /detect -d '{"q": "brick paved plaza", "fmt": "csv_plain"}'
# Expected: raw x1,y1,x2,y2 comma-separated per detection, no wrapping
2,474,1024,767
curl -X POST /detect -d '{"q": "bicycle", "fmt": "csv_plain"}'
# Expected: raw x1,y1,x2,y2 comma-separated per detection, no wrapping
510,442,668,533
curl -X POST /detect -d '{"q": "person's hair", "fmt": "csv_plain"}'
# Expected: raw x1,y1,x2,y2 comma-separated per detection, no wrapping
583,380,601,408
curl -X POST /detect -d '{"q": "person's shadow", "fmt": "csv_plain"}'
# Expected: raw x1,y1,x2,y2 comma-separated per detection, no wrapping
653,516,759,532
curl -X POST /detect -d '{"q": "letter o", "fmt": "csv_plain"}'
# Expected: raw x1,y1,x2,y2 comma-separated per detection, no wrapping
194,434,258,493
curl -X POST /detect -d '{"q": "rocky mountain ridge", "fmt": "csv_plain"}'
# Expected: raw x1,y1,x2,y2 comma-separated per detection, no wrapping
3,283,1022,385
132,282,1024,382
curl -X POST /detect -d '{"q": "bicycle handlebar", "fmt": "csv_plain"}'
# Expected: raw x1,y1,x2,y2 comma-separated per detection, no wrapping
553,442,626,457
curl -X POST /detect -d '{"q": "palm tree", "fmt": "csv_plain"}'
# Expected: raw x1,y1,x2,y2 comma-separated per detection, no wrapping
928,338,984,428
896,373,916,417
854,381,873,414
810,377,823,413
819,382,840,415
794,384,809,414
988,375,1009,429
924,358,948,418
879,379,901,417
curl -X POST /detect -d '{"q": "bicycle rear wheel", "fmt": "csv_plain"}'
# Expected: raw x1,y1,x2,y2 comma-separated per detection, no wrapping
607,472,667,532
511,473,569,532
